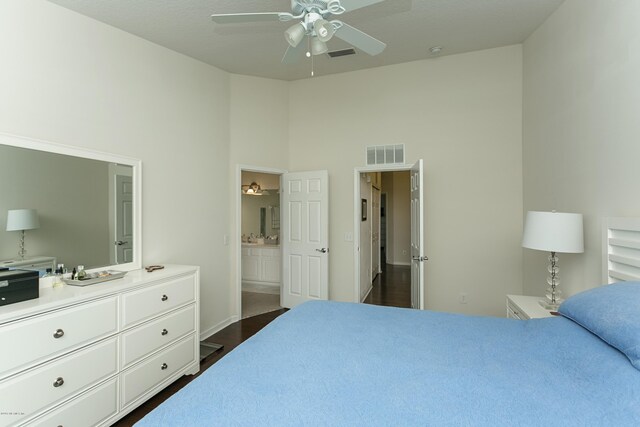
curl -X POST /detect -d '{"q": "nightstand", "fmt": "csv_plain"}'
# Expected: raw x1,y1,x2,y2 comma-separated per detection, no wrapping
506,295,555,319
0,256,57,276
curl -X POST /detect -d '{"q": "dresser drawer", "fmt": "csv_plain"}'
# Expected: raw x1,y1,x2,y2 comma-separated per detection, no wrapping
0,297,118,379
121,304,196,368
121,334,196,408
507,305,523,319
0,338,117,426
28,378,118,427
121,275,196,329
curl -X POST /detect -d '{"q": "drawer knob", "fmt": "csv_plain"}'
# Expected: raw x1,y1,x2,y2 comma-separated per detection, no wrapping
161,294,168,302
161,328,169,336
161,363,168,370
53,377,64,388
53,329,65,339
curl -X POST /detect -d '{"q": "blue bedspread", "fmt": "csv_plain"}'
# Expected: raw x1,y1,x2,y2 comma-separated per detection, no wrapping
136,301,640,426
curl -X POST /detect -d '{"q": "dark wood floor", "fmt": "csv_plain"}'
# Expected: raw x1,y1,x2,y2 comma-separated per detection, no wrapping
114,264,408,425
363,263,411,308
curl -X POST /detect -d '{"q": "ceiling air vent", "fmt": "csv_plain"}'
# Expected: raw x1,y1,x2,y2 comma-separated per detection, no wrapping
366,144,405,166
327,48,356,58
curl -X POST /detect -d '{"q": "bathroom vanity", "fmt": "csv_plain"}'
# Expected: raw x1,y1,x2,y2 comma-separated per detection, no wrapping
241,244,281,289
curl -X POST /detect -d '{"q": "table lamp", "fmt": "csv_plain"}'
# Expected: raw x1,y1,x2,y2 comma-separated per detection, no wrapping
6,209,40,259
522,211,584,310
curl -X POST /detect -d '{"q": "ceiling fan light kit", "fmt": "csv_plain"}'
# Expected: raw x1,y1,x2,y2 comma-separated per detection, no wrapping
211,0,387,71
285,22,306,47
311,37,329,55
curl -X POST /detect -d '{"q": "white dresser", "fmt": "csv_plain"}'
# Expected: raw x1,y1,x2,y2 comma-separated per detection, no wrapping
0,265,199,427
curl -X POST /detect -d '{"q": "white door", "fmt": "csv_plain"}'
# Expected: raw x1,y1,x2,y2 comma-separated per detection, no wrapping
115,175,134,264
281,170,329,308
410,159,425,310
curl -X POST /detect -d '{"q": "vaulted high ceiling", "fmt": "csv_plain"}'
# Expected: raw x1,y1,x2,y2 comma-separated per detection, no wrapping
48,0,565,80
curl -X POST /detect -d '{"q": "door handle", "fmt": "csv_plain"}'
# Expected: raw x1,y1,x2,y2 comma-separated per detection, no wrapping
115,240,129,246
412,256,428,262
315,248,329,253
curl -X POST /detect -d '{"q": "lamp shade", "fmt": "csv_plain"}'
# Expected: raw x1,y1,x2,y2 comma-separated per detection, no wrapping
285,22,306,47
6,209,40,231
313,19,335,42
311,37,328,55
522,211,584,253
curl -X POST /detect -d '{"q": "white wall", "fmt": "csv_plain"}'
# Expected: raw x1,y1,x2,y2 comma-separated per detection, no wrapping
289,46,524,316
522,0,640,297
0,0,232,336
0,1,532,323
389,171,411,265
229,74,290,315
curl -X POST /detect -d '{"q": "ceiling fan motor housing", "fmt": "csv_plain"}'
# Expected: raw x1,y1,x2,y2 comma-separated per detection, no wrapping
293,1,329,15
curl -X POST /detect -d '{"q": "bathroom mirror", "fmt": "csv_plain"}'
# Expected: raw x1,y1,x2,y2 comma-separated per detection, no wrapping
0,132,141,272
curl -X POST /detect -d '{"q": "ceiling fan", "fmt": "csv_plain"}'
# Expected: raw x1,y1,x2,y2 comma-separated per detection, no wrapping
211,0,387,64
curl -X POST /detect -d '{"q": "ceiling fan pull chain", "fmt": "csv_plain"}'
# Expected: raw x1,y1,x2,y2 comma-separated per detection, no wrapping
307,35,315,77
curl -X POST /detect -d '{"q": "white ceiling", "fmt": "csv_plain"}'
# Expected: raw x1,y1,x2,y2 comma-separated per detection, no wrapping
47,0,565,81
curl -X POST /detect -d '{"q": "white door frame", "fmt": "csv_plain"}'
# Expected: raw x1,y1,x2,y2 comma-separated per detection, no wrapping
353,164,423,307
235,164,288,319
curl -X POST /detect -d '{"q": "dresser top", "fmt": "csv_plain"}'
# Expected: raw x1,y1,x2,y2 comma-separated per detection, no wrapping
507,294,554,319
0,264,198,324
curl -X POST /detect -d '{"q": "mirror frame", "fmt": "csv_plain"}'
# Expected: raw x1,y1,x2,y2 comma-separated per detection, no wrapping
0,131,142,272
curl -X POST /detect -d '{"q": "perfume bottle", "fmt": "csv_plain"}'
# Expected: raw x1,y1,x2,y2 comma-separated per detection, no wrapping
77,265,87,280
53,266,64,288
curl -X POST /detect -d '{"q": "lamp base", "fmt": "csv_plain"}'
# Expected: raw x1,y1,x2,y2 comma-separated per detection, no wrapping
539,299,561,311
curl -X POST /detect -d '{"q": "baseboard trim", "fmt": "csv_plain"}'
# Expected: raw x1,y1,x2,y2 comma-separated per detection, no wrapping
360,285,373,303
242,281,280,295
200,315,239,341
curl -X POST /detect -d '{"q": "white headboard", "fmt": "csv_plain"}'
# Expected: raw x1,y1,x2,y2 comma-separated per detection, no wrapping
603,217,640,284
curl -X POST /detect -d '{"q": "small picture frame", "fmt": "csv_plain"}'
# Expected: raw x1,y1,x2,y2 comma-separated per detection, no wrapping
361,199,367,221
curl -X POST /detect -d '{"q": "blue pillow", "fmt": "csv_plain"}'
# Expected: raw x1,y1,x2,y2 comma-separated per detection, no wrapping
559,282,640,370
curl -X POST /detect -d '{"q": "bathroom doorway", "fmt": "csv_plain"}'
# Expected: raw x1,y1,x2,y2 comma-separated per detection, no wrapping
238,169,284,319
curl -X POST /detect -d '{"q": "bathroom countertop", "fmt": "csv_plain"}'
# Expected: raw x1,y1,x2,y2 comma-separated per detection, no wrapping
242,242,280,248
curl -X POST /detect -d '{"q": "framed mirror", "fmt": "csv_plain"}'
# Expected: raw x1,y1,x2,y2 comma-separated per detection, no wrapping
0,132,142,273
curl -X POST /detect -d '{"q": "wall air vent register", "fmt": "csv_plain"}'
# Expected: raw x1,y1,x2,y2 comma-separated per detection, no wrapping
366,144,405,165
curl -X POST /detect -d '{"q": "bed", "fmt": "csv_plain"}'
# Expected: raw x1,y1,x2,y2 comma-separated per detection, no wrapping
137,218,640,426
136,289,640,426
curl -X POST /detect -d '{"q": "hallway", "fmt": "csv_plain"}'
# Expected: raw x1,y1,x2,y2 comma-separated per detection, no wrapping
363,263,411,308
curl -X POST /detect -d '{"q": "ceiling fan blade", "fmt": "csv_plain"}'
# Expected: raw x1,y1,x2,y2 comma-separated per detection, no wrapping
211,12,293,24
338,0,386,12
282,41,306,64
333,22,386,56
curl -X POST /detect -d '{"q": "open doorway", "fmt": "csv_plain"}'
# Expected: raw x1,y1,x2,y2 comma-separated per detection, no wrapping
236,166,331,318
354,162,425,310
358,171,411,308
238,169,284,319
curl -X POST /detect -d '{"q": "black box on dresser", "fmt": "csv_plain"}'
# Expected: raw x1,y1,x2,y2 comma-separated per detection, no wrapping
0,269,39,306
